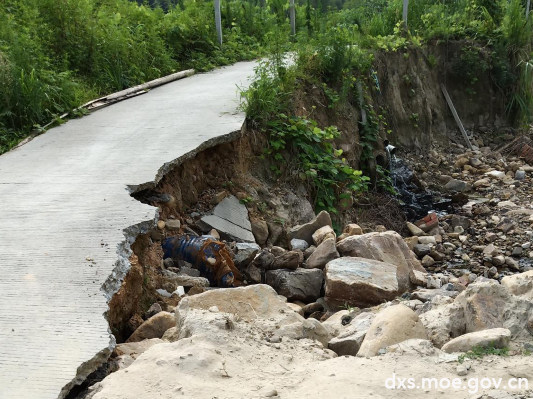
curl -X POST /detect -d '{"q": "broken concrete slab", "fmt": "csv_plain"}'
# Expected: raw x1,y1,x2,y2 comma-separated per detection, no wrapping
199,195,255,242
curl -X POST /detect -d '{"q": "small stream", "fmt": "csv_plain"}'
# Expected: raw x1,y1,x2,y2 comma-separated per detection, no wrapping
388,153,452,222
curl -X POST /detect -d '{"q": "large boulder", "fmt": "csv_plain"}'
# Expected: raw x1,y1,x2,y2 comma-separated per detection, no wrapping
265,268,324,303
288,211,332,244
501,270,533,300
176,284,301,324
336,231,424,290
357,304,428,357
324,257,401,308
306,237,339,269
126,312,176,343
419,301,465,348
441,328,511,354
457,280,533,340
328,312,375,356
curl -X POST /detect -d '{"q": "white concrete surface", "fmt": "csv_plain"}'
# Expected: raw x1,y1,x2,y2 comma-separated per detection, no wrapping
0,61,256,399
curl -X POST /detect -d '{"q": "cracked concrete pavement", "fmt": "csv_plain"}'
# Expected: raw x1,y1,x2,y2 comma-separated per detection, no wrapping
0,61,256,399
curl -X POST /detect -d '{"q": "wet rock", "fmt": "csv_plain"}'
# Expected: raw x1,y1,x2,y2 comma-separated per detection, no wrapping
290,238,309,251
336,231,425,291
266,268,324,303
306,237,339,269
126,312,176,343
271,250,303,270
234,243,261,268
441,328,511,354
337,224,363,241
324,257,401,308
357,305,427,357
312,225,336,246
251,219,269,245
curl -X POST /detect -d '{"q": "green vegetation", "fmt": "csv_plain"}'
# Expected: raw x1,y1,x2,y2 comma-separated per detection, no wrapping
0,0,275,153
266,114,370,214
1,0,532,170
240,0,533,212
458,344,509,363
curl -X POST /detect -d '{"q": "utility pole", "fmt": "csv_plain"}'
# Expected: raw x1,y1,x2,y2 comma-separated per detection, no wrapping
290,0,296,36
402,0,408,27
527,0,531,19
215,0,223,46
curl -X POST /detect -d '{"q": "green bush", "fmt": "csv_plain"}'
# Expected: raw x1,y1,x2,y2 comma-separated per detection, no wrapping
266,115,370,213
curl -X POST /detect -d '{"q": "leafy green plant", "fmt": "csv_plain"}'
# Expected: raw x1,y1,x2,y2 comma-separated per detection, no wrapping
239,196,254,205
458,344,509,364
266,115,370,214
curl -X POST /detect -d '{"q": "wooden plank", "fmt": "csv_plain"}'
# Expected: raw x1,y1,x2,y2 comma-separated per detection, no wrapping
440,84,473,150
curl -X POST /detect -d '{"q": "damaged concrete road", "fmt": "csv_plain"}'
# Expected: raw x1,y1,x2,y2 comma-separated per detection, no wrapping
0,61,256,399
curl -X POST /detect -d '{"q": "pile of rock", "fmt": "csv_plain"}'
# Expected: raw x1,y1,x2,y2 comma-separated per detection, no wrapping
401,136,533,284
228,210,430,315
